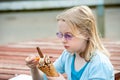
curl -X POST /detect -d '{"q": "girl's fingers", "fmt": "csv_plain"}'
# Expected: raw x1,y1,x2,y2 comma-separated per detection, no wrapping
27,63,37,68
26,59,39,68
25,55,39,68
25,56,34,64
25,55,51,68
26,55,37,62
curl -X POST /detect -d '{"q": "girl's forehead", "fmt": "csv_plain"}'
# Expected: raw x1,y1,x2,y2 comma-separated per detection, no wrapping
57,21,72,33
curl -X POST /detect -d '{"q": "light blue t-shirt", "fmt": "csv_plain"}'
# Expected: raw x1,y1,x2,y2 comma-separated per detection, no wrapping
52,49,114,80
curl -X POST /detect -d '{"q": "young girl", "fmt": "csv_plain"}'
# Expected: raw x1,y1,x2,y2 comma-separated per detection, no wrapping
25,6,114,80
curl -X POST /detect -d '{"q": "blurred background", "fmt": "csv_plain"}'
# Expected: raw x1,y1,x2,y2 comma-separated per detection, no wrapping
0,0,120,45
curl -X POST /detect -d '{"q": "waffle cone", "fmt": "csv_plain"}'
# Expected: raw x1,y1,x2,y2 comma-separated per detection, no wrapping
38,63,59,77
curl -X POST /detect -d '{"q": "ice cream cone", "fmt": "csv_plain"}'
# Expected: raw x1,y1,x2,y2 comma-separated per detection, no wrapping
36,47,59,77
38,62,59,77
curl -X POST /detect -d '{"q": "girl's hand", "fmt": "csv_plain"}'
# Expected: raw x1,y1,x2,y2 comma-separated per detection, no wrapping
47,73,66,80
25,55,39,68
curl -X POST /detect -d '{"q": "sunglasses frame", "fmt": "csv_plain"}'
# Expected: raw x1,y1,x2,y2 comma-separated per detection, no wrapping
56,32,74,40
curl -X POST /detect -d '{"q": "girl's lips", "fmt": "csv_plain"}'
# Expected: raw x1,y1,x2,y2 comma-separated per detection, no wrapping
64,46,69,49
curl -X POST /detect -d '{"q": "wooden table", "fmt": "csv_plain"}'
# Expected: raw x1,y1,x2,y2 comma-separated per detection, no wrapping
0,38,120,80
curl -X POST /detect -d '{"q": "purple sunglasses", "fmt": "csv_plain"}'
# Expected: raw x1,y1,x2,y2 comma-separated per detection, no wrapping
56,32,74,40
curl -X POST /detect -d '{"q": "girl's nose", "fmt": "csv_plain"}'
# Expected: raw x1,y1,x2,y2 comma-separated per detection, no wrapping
61,37,67,43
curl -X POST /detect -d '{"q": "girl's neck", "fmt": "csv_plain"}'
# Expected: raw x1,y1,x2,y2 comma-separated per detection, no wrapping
75,53,84,60
74,53,86,71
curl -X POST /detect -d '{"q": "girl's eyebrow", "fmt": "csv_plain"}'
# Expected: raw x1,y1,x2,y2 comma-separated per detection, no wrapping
59,31,72,34
64,32,72,34
65,32,71,33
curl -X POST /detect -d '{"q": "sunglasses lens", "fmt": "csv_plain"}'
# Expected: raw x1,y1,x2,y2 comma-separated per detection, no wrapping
56,32,63,38
64,33,73,40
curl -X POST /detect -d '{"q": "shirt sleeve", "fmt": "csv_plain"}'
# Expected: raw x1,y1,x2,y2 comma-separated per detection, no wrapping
88,62,114,80
53,50,66,74
43,74,48,80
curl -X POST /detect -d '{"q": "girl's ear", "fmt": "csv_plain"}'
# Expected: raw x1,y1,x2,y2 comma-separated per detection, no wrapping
84,35,90,41
87,37,90,41
86,37,90,42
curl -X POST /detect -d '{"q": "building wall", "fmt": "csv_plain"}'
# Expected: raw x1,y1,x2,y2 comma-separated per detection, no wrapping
0,7,120,45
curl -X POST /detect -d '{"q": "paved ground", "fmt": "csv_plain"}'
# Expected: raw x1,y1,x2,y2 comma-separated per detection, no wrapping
0,7,120,45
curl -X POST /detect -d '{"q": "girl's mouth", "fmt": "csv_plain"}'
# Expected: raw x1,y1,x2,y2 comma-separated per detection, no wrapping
64,46,69,49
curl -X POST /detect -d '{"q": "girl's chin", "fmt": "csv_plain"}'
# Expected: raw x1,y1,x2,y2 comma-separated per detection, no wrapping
66,49,74,54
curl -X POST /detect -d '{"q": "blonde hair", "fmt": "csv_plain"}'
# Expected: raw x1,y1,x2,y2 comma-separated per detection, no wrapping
56,6,110,61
